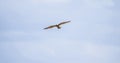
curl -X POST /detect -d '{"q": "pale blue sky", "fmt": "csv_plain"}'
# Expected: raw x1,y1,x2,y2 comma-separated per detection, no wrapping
0,0,120,63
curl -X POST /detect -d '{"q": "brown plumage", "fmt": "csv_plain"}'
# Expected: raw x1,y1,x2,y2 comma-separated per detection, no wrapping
44,21,71,29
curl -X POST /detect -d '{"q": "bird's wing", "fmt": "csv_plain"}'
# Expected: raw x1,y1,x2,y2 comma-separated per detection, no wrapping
44,25,57,29
58,21,71,25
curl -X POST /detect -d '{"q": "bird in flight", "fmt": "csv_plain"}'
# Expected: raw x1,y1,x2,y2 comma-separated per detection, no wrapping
44,21,71,29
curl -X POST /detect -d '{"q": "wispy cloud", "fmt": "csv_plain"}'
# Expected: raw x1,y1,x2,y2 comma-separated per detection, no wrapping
0,0,120,63
81,0,114,8
31,0,71,4
0,41,120,63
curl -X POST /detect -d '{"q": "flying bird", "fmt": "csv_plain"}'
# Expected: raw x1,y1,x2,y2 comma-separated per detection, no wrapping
44,21,71,29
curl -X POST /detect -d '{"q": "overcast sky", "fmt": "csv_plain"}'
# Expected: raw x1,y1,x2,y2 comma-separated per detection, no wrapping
0,0,120,63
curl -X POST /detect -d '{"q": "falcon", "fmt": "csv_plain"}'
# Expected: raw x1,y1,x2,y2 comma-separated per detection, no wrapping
44,21,71,29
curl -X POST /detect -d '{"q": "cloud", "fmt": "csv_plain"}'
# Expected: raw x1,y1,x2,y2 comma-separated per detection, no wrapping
81,0,114,8
0,39,120,63
31,0,71,4
81,42,120,58
0,0,120,63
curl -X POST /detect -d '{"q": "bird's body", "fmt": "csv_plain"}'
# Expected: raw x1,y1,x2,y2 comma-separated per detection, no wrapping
56,25,61,29
44,21,70,29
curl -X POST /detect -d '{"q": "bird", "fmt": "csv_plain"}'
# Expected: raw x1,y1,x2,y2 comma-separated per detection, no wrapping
44,21,71,29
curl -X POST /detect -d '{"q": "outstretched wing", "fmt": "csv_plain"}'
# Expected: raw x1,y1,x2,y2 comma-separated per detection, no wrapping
58,21,71,26
44,25,57,29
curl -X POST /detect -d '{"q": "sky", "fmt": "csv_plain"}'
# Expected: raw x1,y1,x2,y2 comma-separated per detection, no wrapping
0,0,120,63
